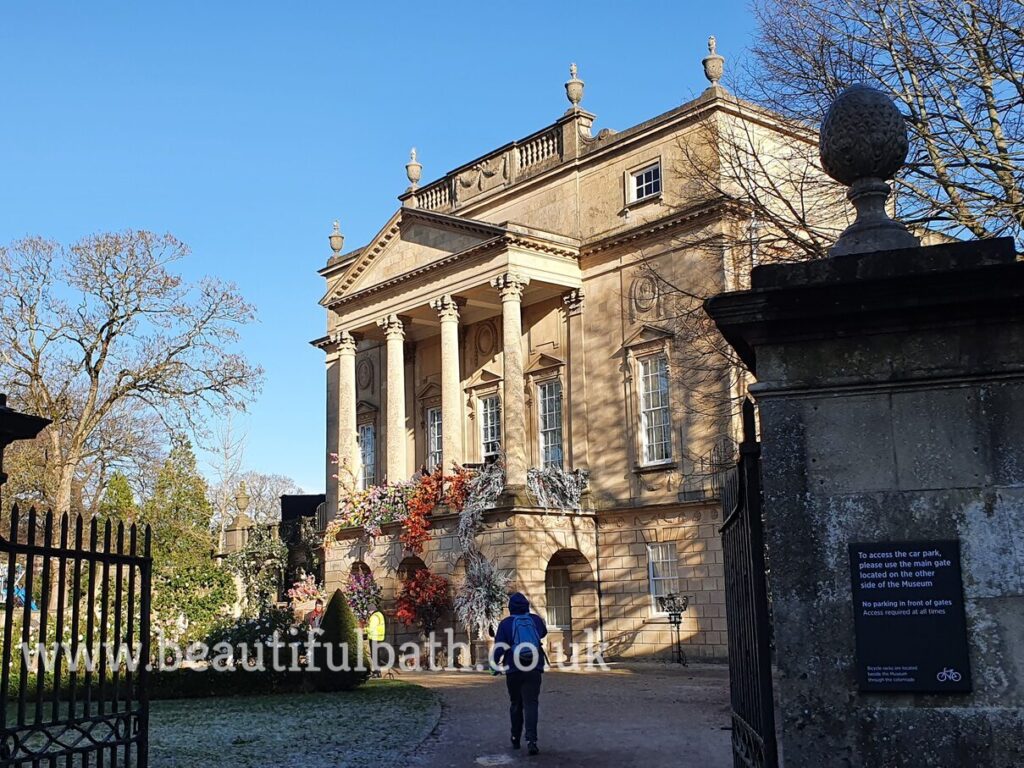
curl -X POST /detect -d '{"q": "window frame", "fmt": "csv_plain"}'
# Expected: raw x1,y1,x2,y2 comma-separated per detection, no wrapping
536,378,564,470
479,394,502,462
426,406,443,472
357,422,377,489
638,353,673,465
545,566,572,629
647,541,681,615
625,158,663,206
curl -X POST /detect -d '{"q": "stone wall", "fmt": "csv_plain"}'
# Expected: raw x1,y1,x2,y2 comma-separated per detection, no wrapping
708,239,1024,767
324,501,727,661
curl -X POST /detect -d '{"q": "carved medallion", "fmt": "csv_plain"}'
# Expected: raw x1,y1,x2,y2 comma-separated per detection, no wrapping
476,321,497,359
357,359,373,391
632,275,659,315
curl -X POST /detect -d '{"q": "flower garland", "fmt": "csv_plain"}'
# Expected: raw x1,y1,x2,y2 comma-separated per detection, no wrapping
324,463,483,553
401,471,442,554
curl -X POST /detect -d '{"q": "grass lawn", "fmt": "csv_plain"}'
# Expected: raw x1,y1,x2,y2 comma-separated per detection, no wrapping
149,679,440,768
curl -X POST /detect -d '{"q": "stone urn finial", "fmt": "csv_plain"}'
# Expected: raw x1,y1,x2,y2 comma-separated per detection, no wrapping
819,84,920,256
702,35,725,88
565,62,584,110
328,220,344,256
406,147,422,191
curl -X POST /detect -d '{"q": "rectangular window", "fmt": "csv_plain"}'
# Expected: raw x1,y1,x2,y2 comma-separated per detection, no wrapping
639,354,672,463
545,567,571,628
480,395,502,461
647,542,680,612
358,423,376,489
426,407,442,472
537,380,564,469
631,162,661,202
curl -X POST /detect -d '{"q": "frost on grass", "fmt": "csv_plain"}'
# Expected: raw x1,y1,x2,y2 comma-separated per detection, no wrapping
148,680,439,768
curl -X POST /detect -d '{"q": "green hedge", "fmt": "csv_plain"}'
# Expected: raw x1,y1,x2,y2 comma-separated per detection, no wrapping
150,665,368,700
7,592,371,701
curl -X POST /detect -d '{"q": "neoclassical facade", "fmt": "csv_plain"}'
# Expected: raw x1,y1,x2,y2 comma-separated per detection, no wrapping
314,51,805,659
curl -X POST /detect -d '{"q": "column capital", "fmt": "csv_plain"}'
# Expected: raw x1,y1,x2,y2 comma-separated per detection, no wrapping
491,273,530,301
377,314,405,340
430,294,462,322
562,288,585,316
330,329,358,354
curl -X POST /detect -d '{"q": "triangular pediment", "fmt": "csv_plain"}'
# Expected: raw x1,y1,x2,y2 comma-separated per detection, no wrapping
332,208,506,299
416,378,442,400
356,400,378,415
464,366,502,391
525,352,565,375
622,323,674,349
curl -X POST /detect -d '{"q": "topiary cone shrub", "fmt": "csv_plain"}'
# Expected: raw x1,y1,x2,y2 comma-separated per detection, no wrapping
312,588,370,691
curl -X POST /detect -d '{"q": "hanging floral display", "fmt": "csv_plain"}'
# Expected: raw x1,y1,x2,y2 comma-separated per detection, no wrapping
286,572,325,603
526,465,590,510
457,461,505,553
401,471,443,554
346,569,383,628
453,552,512,639
395,569,451,636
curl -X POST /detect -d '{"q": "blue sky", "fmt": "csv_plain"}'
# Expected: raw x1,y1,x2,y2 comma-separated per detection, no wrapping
0,2,755,492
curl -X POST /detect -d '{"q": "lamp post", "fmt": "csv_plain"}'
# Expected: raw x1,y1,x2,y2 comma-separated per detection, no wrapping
0,394,51,507
658,592,690,666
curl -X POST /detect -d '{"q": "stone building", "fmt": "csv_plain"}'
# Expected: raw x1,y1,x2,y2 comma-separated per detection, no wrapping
314,45,815,660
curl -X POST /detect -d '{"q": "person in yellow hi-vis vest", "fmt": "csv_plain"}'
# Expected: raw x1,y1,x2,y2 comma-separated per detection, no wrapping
367,610,386,677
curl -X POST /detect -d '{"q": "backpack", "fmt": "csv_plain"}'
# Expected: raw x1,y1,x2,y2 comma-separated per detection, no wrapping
510,615,543,669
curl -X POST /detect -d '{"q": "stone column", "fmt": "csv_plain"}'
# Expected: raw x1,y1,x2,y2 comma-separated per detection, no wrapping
491,273,530,490
334,330,359,487
430,295,463,471
377,314,407,482
563,289,590,472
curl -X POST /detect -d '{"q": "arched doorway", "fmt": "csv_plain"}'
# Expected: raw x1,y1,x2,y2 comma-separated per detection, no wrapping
544,550,598,663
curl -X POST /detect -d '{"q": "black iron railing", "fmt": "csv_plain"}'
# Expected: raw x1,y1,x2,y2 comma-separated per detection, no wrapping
0,506,152,767
720,399,778,768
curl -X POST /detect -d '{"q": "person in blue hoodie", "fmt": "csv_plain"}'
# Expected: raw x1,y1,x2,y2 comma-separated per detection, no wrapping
491,592,548,755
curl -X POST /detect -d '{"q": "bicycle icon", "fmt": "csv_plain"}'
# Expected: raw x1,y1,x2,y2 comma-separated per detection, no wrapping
936,667,962,683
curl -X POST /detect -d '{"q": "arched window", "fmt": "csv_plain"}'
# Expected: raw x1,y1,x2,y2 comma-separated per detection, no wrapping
397,556,427,582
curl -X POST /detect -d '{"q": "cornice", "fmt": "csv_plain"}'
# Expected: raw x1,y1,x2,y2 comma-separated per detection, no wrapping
326,231,580,311
582,198,744,256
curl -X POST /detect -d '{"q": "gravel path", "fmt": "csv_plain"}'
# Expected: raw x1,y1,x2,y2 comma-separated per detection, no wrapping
406,663,732,768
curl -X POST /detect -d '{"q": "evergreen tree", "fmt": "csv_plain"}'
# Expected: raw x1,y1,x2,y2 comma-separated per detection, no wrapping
98,471,137,521
141,435,235,642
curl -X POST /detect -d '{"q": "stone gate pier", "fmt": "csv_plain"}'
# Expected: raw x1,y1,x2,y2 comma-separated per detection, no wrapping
706,86,1024,767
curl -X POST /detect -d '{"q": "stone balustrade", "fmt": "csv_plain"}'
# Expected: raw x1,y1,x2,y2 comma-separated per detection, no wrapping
517,126,562,170
408,124,566,214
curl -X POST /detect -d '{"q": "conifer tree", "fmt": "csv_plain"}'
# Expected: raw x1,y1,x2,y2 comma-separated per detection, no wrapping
141,435,235,642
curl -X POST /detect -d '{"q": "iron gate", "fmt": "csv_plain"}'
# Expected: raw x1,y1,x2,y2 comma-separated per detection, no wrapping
0,506,152,767
720,399,778,768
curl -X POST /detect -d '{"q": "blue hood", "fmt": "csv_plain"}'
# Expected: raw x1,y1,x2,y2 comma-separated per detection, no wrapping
508,592,530,615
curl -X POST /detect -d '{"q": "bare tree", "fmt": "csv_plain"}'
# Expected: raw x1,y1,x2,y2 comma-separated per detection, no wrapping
208,414,247,540
0,231,262,522
636,98,848,452
235,470,302,524
747,0,1024,245
647,0,1023,450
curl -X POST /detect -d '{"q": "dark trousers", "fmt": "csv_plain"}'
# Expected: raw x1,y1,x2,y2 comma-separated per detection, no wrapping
506,669,543,743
